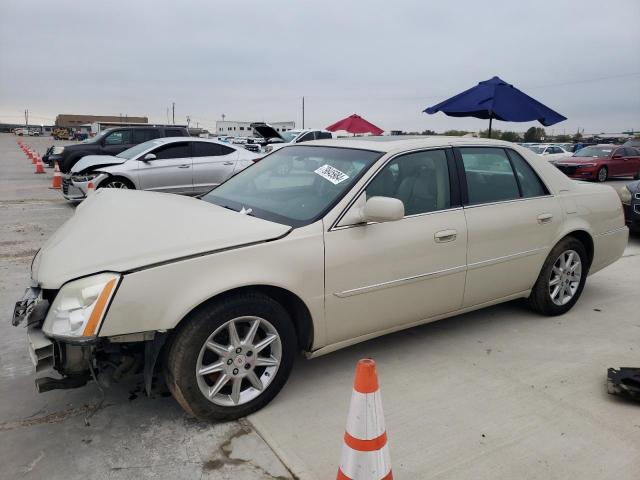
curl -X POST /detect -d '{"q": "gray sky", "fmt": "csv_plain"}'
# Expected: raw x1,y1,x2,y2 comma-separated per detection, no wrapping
1,0,639,134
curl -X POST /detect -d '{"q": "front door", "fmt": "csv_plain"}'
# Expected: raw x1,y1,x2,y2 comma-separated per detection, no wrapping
324,149,467,344
191,142,239,195
456,147,562,307
136,141,193,194
102,129,134,155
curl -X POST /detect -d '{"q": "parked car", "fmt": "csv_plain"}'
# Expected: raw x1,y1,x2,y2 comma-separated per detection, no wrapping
619,180,640,232
14,127,40,136
12,138,627,421
52,128,73,140
251,123,334,154
525,144,572,160
622,138,640,150
553,145,640,182
50,125,190,174
64,138,259,200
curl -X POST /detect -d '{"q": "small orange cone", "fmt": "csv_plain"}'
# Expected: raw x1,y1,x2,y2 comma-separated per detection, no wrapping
337,359,392,480
34,159,45,174
86,181,95,195
29,149,37,164
50,162,62,189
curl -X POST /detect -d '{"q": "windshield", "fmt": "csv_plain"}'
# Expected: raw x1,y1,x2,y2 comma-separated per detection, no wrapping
526,145,546,154
202,145,383,227
574,146,614,157
279,131,300,143
116,139,166,160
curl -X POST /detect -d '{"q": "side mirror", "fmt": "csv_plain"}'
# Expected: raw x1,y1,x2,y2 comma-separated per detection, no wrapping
362,196,405,223
142,153,157,161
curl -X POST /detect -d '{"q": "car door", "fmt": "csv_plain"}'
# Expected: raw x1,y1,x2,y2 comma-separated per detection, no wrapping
191,142,239,195
135,141,193,194
607,148,627,176
102,129,133,155
456,147,562,307
622,148,640,176
324,148,467,344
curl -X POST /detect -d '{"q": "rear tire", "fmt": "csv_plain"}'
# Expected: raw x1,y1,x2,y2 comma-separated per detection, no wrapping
596,166,608,182
527,237,589,316
165,293,296,421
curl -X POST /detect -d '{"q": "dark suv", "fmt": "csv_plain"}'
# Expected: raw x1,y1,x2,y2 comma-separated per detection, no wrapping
50,126,189,172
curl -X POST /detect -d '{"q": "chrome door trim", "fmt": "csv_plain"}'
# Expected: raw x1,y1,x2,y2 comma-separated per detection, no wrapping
462,194,554,209
334,265,467,298
467,247,547,271
331,207,464,231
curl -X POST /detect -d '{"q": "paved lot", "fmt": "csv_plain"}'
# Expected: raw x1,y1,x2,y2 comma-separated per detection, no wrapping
1,133,639,479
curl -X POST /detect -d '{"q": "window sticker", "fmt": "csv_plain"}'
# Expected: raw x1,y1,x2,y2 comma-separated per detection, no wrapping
314,164,349,185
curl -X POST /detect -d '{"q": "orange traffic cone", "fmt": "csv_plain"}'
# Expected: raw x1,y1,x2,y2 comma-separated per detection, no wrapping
50,162,62,189
29,150,36,164
337,359,392,480
86,181,95,195
34,158,45,174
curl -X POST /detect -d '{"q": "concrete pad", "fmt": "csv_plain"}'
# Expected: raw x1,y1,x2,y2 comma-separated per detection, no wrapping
250,237,640,479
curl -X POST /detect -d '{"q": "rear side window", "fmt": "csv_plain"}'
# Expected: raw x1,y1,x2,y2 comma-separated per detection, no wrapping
506,150,548,198
132,129,160,143
165,128,186,137
316,131,332,140
193,142,235,157
297,132,315,143
459,148,519,204
152,142,190,159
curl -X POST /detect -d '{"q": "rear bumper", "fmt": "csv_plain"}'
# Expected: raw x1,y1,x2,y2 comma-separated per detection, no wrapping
591,226,629,274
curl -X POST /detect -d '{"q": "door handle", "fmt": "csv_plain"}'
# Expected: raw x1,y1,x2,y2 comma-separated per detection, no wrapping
223,161,234,166
537,213,553,224
178,164,191,169
434,229,457,243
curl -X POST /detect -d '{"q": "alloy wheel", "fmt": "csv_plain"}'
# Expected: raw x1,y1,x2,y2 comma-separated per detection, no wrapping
104,180,130,189
195,316,282,407
598,168,607,182
548,249,582,306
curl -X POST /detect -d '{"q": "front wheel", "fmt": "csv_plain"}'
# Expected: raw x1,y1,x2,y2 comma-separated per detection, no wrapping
98,176,134,189
596,166,608,182
165,293,296,421
527,237,589,316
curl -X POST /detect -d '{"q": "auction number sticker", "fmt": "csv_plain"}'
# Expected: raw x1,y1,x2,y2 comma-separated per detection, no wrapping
314,164,349,185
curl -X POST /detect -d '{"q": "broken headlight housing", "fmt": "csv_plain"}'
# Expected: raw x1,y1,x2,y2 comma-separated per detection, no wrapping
42,273,120,341
71,172,100,183
619,186,632,205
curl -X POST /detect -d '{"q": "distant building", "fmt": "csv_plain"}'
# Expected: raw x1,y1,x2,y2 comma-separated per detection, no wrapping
55,114,148,128
215,120,295,137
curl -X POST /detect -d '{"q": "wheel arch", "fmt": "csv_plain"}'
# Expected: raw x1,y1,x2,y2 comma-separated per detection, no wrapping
174,285,314,353
97,173,136,189
559,229,594,268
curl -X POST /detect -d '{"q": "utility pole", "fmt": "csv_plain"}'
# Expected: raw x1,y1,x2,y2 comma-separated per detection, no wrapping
25,109,29,128
166,107,169,124
172,102,175,125
186,116,191,128
302,96,305,129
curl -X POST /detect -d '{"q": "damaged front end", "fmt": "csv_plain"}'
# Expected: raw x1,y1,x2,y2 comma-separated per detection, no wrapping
12,281,166,396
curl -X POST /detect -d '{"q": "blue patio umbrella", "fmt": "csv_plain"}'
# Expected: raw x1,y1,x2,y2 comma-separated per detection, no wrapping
424,76,566,138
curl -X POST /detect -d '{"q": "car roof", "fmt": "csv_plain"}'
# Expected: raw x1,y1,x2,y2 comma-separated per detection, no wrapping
296,136,522,154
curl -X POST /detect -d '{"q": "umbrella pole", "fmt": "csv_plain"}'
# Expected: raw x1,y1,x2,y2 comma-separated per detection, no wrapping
488,114,493,139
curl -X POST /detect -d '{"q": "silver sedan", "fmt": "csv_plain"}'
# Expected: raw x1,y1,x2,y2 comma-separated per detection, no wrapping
64,138,261,200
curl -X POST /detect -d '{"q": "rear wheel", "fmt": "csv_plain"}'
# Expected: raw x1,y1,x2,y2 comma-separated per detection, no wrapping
527,237,589,316
165,293,296,421
596,166,608,182
98,176,134,189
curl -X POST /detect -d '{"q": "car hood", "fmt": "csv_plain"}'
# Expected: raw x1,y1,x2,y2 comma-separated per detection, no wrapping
71,155,126,173
556,156,607,164
33,189,291,288
251,123,284,141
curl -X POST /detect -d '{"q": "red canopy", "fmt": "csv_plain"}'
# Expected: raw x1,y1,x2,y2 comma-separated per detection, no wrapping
325,114,383,135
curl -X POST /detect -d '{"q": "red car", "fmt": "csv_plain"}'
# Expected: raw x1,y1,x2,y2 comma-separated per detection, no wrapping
553,145,640,182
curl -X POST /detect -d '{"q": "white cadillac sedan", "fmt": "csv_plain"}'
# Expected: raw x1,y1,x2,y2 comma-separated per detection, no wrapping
64,138,260,200
12,137,627,421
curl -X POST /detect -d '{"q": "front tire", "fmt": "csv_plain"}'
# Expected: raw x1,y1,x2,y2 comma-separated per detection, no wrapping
165,293,296,421
98,176,134,189
596,166,608,182
527,237,589,316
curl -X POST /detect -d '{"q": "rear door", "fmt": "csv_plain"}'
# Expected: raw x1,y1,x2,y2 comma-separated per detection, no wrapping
135,141,193,194
132,128,161,145
623,148,640,176
456,147,562,307
191,142,239,195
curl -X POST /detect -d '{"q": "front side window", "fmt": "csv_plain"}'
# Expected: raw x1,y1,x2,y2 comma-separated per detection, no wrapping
202,145,382,227
366,149,451,216
297,132,316,143
460,148,520,204
152,142,191,160
104,130,131,145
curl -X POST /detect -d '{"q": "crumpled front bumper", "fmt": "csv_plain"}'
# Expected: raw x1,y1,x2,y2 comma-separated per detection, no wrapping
12,287,55,373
